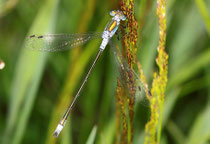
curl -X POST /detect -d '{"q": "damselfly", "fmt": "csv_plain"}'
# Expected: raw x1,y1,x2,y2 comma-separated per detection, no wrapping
25,10,151,138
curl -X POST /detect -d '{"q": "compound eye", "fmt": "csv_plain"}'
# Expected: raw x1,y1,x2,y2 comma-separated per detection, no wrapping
110,10,116,16
121,15,126,21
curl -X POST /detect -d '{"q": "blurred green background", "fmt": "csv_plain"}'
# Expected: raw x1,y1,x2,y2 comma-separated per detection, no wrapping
0,0,209,144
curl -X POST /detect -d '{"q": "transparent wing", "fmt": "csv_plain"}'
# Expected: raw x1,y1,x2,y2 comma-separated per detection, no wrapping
25,32,103,52
109,41,151,107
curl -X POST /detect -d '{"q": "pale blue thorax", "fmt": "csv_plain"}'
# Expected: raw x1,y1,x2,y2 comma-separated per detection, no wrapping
100,10,126,50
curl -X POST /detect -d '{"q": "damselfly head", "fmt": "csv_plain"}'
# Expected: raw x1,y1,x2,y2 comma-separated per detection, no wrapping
110,10,126,21
110,10,116,16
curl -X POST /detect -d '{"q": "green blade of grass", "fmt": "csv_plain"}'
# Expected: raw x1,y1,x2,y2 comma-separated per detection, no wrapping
195,0,210,34
167,49,210,91
86,125,97,144
166,120,186,144
186,65,210,144
97,117,116,144
3,0,59,143
186,105,210,144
